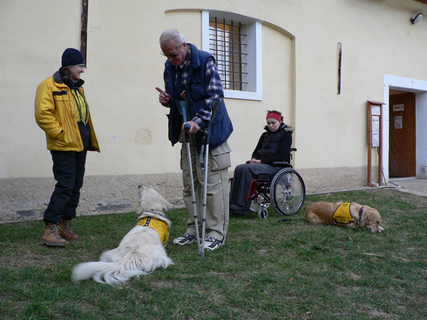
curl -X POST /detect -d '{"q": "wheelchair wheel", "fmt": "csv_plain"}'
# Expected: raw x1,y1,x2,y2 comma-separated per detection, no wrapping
258,207,268,219
270,168,305,216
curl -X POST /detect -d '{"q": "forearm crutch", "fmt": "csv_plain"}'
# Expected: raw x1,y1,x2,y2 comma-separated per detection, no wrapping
181,107,201,255
198,100,220,258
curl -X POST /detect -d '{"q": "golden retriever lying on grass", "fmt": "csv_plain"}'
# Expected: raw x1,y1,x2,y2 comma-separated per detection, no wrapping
72,186,173,286
305,201,384,233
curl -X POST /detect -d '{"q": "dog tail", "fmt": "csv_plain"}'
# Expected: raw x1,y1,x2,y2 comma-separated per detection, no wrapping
71,261,147,286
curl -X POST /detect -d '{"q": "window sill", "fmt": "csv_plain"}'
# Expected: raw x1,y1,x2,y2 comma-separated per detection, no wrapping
224,89,262,101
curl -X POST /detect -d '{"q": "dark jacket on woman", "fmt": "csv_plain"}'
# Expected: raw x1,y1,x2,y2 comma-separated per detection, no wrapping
251,123,293,164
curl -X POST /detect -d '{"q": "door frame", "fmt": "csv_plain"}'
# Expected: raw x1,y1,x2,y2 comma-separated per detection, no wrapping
383,74,427,182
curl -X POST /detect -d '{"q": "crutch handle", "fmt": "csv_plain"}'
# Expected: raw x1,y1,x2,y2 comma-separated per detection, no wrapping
184,123,190,131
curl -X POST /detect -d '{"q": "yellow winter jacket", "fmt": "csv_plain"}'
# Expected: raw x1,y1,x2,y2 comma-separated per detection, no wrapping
35,72,100,152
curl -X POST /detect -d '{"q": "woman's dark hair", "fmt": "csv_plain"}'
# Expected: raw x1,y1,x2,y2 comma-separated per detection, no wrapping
60,67,71,82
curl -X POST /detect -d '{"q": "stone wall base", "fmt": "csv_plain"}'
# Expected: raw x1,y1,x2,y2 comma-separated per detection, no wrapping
1,166,375,224
0,173,184,224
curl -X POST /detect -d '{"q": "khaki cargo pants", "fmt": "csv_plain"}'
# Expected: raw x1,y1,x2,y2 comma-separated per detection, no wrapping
180,132,231,242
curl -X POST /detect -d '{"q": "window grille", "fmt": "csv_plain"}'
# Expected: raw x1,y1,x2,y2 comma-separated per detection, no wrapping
209,18,248,91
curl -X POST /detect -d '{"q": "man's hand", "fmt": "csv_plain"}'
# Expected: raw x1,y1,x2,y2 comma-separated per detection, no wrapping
250,158,261,164
182,121,200,134
155,87,171,105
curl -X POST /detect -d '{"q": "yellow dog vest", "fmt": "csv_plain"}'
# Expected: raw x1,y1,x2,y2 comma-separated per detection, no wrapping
137,217,169,245
333,202,353,224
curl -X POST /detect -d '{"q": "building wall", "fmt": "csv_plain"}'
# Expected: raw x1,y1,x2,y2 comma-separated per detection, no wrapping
1,0,427,222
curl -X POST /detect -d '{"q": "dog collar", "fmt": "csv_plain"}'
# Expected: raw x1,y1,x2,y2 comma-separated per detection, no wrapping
148,210,166,218
356,207,364,228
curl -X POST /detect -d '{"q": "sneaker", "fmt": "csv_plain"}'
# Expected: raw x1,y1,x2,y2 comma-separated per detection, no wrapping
203,237,223,251
173,233,197,246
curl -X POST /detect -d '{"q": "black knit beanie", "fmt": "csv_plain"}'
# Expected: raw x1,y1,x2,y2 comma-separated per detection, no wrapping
61,48,85,68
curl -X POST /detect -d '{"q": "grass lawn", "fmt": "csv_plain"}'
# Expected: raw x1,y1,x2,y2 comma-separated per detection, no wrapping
1,188,427,319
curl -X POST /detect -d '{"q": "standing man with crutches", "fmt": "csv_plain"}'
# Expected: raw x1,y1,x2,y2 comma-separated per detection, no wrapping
155,29,233,252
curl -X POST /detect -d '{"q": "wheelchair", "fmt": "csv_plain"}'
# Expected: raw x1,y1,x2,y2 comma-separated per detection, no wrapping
232,148,306,219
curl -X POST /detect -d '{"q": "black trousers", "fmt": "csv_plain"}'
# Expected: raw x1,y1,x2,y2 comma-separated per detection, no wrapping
43,123,90,224
229,163,280,208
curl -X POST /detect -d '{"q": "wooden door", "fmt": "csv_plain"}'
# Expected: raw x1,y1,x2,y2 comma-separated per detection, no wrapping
389,92,416,177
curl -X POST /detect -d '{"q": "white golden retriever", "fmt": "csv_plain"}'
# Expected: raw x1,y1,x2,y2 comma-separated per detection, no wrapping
72,186,173,286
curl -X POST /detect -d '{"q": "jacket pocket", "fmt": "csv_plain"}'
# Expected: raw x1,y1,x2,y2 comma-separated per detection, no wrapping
188,80,205,101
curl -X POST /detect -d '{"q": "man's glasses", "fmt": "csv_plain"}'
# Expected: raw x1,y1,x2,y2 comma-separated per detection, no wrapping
161,50,178,58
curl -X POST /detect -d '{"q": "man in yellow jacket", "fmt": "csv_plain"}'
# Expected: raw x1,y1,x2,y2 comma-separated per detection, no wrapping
35,48,100,247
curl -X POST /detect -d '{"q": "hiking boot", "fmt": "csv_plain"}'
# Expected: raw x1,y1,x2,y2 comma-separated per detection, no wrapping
173,233,197,245
40,223,67,247
59,219,79,240
203,237,223,251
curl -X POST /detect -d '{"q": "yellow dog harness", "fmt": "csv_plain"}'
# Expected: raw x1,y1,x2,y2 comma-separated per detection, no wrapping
137,217,169,245
333,202,354,224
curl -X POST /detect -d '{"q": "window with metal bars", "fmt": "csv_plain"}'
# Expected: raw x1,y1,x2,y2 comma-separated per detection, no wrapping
209,18,248,91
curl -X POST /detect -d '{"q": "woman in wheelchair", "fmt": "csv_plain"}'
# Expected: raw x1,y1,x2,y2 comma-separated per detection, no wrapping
229,110,293,215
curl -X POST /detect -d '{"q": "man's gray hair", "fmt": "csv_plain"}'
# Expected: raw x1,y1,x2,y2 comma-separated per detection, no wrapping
159,29,186,48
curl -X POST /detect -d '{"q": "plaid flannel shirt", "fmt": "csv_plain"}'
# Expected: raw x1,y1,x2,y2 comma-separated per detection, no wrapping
165,47,224,127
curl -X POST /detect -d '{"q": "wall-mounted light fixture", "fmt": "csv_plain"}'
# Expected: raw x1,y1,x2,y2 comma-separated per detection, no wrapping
411,13,423,24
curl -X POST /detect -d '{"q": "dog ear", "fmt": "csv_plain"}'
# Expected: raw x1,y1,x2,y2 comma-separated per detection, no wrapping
138,185,146,200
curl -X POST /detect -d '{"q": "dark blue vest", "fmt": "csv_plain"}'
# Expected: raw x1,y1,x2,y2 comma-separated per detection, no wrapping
164,43,233,150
